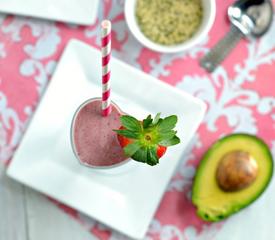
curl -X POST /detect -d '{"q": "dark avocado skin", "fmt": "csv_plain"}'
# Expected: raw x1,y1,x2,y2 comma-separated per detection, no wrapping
192,133,274,222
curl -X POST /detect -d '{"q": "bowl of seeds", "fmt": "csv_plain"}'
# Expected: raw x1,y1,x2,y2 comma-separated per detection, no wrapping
124,0,216,53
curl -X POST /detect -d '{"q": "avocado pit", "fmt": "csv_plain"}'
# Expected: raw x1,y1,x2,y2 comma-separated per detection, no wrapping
216,150,258,192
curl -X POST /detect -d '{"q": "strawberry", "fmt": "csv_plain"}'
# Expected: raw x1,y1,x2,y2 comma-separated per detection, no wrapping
114,113,180,166
117,126,133,147
157,145,167,158
117,126,167,158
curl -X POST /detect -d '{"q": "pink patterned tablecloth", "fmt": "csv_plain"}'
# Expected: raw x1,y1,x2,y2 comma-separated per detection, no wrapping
1,1,275,239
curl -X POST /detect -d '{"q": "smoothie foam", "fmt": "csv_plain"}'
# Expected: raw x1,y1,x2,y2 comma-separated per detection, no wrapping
72,99,128,167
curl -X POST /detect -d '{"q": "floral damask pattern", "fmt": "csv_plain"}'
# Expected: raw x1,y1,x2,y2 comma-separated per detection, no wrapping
0,0,274,239
0,92,23,163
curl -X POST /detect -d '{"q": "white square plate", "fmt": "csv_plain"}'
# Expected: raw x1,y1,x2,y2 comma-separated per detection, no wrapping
7,40,206,239
0,0,99,25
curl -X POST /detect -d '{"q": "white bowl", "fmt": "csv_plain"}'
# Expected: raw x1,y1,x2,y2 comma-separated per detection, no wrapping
124,0,216,53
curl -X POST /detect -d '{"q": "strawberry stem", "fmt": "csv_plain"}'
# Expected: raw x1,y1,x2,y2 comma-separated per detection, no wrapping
145,134,151,141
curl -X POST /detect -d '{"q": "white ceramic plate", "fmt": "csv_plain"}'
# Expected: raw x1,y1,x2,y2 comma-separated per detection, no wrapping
7,40,206,239
0,0,99,25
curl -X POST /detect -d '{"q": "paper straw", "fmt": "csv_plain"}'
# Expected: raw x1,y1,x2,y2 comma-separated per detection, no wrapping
101,20,112,117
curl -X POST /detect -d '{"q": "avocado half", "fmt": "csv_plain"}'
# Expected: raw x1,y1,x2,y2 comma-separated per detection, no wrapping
192,133,273,222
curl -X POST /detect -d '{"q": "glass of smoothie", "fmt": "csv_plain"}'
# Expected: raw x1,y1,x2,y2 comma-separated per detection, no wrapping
70,97,130,169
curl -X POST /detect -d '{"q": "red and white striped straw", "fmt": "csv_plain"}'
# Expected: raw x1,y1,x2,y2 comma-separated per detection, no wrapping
101,20,112,117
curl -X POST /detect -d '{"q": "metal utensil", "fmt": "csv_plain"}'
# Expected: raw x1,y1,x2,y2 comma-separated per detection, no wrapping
200,0,273,73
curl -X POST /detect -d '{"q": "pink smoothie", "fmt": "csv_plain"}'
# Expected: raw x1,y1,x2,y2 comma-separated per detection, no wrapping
72,99,128,167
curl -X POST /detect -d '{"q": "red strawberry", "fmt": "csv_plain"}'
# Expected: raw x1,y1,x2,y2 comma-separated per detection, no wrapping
157,145,167,158
117,126,133,147
114,113,180,166
118,126,167,158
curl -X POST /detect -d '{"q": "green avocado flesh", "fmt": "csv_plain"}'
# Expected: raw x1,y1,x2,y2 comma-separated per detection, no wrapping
192,134,273,222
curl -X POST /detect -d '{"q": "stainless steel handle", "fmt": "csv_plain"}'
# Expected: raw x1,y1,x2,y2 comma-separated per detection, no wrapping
200,25,244,73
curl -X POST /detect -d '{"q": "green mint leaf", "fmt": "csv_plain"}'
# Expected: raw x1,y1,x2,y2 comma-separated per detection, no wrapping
158,115,178,131
147,146,159,166
123,141,141,156
152,113,161,125
158,130,176,141
120,115,141,132
143,115,153,128
159,136,180,146
132,147,148,163
113,129,139,139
